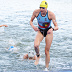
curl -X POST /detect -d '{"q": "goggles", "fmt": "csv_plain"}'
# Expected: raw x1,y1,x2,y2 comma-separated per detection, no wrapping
40,7,45,9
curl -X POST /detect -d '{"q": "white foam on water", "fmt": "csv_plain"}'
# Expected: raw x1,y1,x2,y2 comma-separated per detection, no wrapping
0,27,4,33
39,59,45,66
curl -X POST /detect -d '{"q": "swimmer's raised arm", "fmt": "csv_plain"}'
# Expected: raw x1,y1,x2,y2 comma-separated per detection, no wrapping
0,25,8,27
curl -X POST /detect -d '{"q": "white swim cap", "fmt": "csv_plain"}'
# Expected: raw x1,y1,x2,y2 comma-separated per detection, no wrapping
28,51,34,58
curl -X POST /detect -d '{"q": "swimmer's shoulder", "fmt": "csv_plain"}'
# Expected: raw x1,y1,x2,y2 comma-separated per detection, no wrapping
23,54,28,59
33,9,40,17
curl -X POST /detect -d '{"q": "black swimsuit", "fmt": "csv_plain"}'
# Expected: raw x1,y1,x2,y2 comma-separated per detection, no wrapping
39,26,52,37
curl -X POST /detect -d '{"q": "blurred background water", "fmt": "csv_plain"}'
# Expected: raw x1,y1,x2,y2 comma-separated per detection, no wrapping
0,0,72,71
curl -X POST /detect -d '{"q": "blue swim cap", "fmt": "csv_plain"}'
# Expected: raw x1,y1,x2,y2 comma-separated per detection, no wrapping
11,46,14,48
8,46,14,50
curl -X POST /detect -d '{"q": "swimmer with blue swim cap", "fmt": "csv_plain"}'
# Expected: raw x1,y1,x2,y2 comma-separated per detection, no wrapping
8,46,14,50
30,0,58,71
23,51,37,60
8,39,18,52
8,46,17,52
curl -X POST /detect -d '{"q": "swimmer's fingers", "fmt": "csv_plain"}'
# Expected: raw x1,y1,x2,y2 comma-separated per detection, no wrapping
4,25,8,27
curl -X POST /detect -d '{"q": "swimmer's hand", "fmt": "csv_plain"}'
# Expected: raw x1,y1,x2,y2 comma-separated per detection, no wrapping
33,26,39,31
3,25,8,27
47,28,53,34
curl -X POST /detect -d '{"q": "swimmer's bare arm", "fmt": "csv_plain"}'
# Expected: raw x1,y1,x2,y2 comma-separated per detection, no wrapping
23,54,28,59
52,14,58,31
49,11,58,31
30,10,39,31
0,25,8,27
47,11,58,34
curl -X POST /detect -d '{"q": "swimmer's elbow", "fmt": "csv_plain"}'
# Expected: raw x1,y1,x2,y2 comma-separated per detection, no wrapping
30,20,32,25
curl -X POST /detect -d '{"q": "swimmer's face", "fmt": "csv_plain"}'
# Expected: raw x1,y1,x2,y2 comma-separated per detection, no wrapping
40,7,47,13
